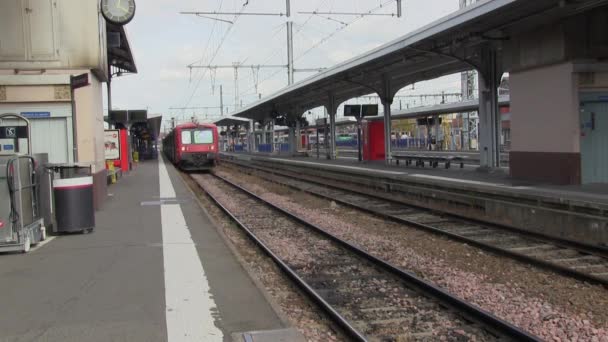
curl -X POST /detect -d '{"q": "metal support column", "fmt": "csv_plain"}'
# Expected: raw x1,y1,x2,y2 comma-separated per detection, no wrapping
381,75,394,164
477,47,501,169
249,120,255,152
295,118,301,151
382,101,392,163
270,119,276,153
288,125,296,155
326,94,337,160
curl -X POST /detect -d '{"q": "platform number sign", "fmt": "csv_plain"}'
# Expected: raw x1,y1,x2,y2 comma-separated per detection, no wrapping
5,127,16,138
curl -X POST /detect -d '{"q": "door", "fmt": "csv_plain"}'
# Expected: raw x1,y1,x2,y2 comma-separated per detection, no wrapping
27,0,57,60
580,102,608,184
0,0,27,60
0,0,57,61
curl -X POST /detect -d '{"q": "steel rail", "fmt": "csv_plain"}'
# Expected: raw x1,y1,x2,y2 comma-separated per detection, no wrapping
221,158,608,288
205,172,541,341
196,176,368,342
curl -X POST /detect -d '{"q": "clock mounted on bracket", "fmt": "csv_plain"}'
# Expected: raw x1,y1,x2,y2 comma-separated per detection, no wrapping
101,0,136,25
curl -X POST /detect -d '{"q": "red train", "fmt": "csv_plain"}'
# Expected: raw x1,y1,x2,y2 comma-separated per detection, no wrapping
162,122,219,171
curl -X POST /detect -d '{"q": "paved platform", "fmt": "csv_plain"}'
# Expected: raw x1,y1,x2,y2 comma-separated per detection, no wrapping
223,152,608,206
0,158,286,342
222,152,608,246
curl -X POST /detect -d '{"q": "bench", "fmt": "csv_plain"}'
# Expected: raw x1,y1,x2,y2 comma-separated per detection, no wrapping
392,154,466,169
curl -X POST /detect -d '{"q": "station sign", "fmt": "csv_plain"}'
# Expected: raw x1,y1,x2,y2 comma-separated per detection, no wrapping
0,126,28,139
316,118,327,126
70,73,90,90
21,111,51,119
344,104,378,119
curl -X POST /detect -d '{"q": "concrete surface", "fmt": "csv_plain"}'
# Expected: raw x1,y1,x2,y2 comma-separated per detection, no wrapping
0,158,285,342
222,152,608,246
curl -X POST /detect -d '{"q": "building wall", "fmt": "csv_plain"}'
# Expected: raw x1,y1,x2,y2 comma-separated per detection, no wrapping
0,0,108,80
0,69,108,208
509,63,581,184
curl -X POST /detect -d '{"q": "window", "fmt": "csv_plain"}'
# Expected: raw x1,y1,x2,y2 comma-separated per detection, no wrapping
181,130,192,144
193,129,214,144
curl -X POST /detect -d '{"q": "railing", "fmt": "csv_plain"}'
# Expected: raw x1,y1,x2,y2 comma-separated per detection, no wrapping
234,144,247,152
258,144,272,153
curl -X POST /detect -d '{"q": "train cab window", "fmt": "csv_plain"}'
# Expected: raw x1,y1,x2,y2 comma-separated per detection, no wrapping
181,130,192,144
193,129,214,144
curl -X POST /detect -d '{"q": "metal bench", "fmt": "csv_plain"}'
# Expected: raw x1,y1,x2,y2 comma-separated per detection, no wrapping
392,154,465,169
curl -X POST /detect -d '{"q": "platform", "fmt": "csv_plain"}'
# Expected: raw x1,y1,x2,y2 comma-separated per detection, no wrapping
221,152,608,246
0,158,286,342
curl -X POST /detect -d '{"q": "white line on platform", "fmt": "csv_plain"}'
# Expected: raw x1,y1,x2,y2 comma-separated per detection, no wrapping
31,236,56,252
158,158,223,342
272,158,406,175
409,174,512,187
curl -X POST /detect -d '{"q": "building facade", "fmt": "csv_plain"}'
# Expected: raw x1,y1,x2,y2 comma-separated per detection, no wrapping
0,0,136,207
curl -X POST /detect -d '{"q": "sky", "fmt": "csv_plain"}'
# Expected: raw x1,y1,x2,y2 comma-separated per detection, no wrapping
106,0,466,127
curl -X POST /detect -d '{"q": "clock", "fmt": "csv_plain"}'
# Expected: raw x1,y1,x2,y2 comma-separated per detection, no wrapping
101,0,136,25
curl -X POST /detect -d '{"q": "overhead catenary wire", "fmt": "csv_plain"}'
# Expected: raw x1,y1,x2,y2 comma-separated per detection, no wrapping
181,1,250,110
237,0,395,102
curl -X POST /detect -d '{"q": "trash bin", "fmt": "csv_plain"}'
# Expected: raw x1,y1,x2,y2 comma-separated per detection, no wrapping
47,164,95,233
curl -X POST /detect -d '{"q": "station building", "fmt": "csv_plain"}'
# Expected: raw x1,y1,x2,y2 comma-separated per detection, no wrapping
0,0,136,208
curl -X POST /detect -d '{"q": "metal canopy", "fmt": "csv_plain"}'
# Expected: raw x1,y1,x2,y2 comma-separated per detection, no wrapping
214,117,251,128
233,0,606,122
107,23,137,74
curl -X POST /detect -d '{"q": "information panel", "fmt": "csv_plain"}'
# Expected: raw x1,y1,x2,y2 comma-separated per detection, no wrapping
104,130,121,160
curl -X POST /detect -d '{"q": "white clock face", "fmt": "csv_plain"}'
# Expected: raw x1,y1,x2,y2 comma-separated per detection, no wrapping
101,0,136,25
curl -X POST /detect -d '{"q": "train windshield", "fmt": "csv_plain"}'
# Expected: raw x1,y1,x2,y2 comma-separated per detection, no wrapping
181,129,214,145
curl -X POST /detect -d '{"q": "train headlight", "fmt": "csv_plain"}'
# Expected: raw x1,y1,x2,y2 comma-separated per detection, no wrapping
181,146,186,151
211,145,214,150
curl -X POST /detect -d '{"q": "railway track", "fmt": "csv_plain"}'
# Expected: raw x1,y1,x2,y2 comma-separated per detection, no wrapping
192,172,540,341
220,159,608,288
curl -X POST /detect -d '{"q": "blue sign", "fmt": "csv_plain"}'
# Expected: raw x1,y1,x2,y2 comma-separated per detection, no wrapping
21,111,51,118
3,145,14,151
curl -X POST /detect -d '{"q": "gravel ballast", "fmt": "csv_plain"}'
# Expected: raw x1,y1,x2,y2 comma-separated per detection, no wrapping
216,166,608,342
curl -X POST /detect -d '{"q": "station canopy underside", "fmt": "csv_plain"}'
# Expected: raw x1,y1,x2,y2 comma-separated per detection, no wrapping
214,117,251,128
234,0,606,123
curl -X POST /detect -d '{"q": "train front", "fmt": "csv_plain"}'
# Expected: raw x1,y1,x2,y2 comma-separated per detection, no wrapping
178,124,218,171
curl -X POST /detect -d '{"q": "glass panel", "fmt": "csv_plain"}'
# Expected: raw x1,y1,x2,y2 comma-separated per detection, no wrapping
193,129,214,144
181,130,192,144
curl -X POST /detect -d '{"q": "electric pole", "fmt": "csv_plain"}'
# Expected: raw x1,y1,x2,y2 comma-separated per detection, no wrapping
220,85,224,116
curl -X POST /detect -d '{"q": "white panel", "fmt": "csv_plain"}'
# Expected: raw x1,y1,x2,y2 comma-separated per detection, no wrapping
0,0,27,60
30,118,69,163
27,0,56,60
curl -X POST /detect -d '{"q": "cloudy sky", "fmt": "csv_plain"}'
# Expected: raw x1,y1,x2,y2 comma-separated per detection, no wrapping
106,0,466,125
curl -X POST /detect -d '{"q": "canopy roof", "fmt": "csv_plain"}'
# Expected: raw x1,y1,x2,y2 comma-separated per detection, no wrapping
233,0,604,122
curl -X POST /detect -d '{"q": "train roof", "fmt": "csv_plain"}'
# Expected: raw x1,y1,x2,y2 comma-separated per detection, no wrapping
173,122,217,130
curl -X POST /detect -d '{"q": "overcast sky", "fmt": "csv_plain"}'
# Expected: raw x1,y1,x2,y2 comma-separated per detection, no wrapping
106,0,465,125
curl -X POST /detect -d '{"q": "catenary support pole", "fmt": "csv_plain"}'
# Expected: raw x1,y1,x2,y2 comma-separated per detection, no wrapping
287,21,294,85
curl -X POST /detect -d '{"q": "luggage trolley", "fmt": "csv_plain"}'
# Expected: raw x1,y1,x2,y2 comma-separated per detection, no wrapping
0,113,46,253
